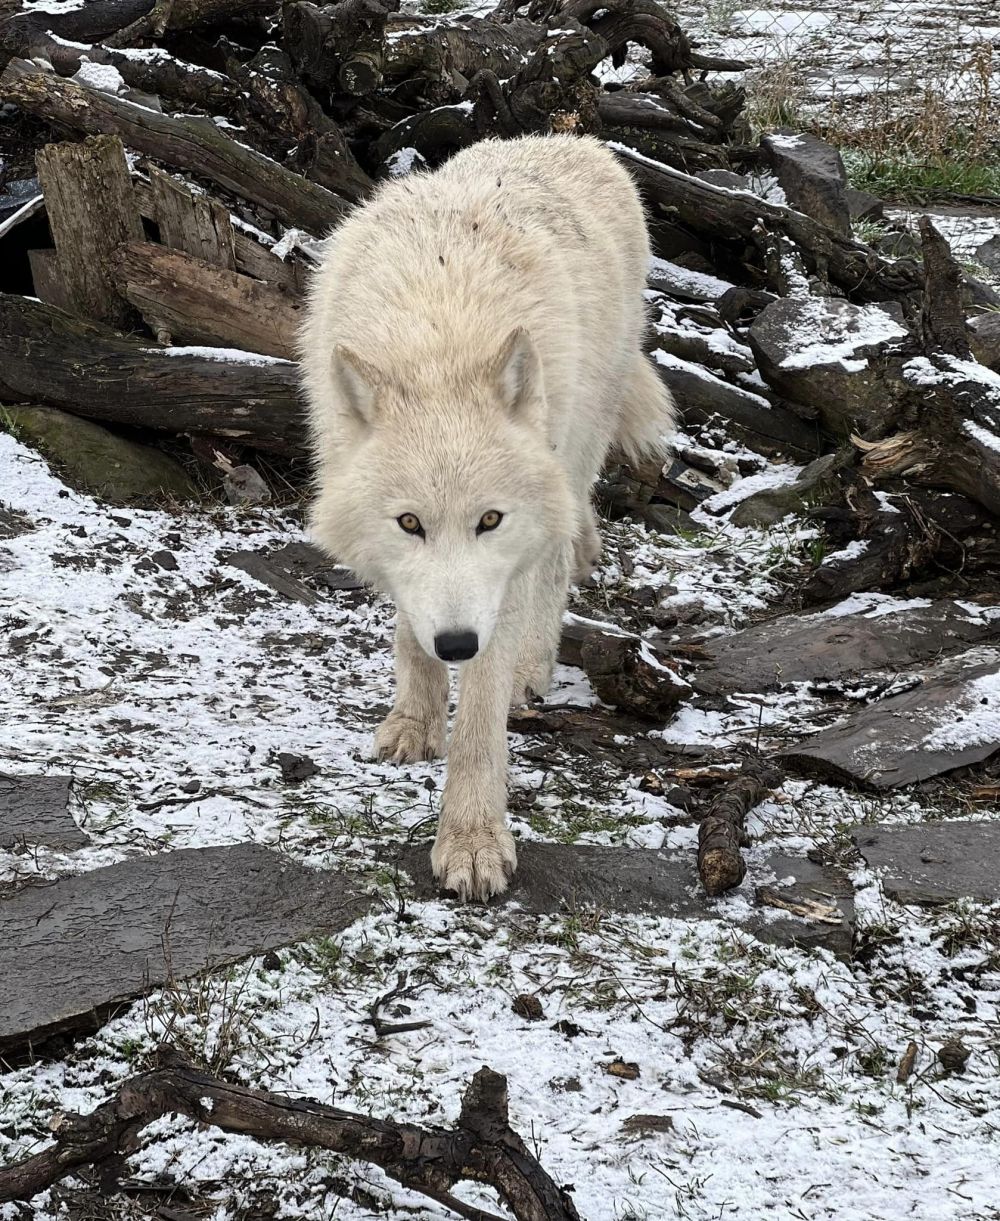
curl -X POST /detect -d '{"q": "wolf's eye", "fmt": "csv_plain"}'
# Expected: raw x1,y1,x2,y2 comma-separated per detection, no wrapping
397,513,424,536
477,510,503,534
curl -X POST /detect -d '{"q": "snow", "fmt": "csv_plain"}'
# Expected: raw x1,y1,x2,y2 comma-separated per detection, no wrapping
139,345,292,365
822,538,870,563
71,60,126,95
386,146,426,177
964,419,1000,454
1,428,998,1220
698,462,803,515
819,593,934,619
779,300,908,372
648,255,736,301
919,671,1000,751
652,348,774,411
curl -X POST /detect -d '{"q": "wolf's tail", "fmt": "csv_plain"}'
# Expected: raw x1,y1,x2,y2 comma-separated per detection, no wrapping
614,353,677,466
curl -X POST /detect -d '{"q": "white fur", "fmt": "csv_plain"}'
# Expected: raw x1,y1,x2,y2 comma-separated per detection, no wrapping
300,134,675,900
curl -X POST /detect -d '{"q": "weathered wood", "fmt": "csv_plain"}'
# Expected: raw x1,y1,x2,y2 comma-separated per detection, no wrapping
148,165,236,270
782,650,1000,788
697,759,783,896
559,614,691,718
26,248,73,312
614,144,924,304
918,216,973,359
0,59,348,234
0,294,303,451
112,241,302,358
285,0,396,97
134,178,307,293
0,1052,582,1221
0,844,368,1055
35,135,144,327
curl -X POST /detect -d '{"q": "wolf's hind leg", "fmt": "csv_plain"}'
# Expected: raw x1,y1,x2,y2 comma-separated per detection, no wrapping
572,502,602,584
511,541,572,707
374,613,449,764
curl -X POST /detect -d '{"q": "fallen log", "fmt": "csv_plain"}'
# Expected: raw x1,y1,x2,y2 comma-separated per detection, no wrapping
0,59,349,233
613,143,924,304
698,758,783,896
0,1048,582,1221
0,293,303,451
111,240,303,357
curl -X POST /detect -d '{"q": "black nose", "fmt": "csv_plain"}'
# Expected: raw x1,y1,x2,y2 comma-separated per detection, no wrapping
434,630,479,662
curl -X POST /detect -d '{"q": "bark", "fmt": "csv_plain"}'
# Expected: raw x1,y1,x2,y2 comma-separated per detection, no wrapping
917,215,972,359
0,293,302,451
111,240,303,357
0,1049,582,1221
698,759,783,896
0,58,349,233
559,617,691,718
614,144,924,304
35,134,144,327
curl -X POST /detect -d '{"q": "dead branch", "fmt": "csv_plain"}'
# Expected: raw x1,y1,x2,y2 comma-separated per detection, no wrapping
0,58,349,232
698,759,783,896
0,1048,582,1221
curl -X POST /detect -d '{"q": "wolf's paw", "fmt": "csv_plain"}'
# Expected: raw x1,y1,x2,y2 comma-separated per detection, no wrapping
431,825,517,902
374,709,445,764
510,655,555,708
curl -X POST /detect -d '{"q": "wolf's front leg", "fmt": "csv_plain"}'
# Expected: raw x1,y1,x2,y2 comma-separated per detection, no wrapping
375,612,449,764
431,615,520,901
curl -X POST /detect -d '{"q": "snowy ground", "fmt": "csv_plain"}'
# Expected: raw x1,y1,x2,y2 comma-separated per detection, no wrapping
2,427,999,1221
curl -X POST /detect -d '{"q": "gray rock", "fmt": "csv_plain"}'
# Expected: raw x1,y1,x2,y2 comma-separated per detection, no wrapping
0,844,369,1054
691,600,1000,698
973,234,1000,276
851,821,1000,905
875,229,921,260
747,296,910,433
760,129,851,236
0,775,87,850
695,169,751,191
963,274,1000,312
780,648,1000,788
1,405,199,503
729,453,838,527
224,464,272,506
845,187,885,224
396,842,854,959
969,312,1000,371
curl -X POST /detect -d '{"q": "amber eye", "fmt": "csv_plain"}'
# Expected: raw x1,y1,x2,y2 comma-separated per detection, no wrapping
477,510,503,534
397,513,423,536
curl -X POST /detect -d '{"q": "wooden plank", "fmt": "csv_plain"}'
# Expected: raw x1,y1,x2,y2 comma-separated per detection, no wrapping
27,249,73,313
34,134,144,327
148,165,236,270
0,844,369,1055
112,240,302,359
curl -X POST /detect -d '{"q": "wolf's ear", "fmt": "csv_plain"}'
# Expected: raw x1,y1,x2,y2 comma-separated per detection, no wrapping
332,345,380,428
492,328,544,424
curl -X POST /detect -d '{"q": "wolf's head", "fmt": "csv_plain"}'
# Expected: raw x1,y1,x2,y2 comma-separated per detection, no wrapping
308,329,577,662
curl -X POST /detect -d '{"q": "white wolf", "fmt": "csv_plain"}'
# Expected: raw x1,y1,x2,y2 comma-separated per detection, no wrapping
300,134,675,900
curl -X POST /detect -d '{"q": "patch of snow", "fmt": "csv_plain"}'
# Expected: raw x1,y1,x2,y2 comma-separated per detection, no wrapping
822,538,870,563
779,300,908,371
139,346,291,365
386,146,426,177
919,671,1000,751
71,60,126,95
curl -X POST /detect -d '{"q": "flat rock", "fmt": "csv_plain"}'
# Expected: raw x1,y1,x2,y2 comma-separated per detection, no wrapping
969,312,1000,371
780,648,1000,788
747,296,909,433
0,775,87,850
397,843,854,960
974,234,1000,277
728,454,839,527
760,130,851,236
4,405,199,503
226,542,362,605
0,844,369,1054
846,187,884,224
690,600,1000,698
851,821,1000,905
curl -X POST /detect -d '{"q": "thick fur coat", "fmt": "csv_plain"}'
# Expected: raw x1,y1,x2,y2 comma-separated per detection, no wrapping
300,134,675,899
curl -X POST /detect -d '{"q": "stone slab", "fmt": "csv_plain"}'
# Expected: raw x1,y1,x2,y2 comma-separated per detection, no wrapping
0,774,87,850
780,650,1000,788
397,842,854,960
0,844,369,1054
851,820,1000,905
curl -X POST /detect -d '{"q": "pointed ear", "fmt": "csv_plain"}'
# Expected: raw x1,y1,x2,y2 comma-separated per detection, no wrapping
332,345,381,428
492,328,544,423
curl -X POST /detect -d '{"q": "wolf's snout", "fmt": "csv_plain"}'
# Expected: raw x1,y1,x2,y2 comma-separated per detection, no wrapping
434,630,479,662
